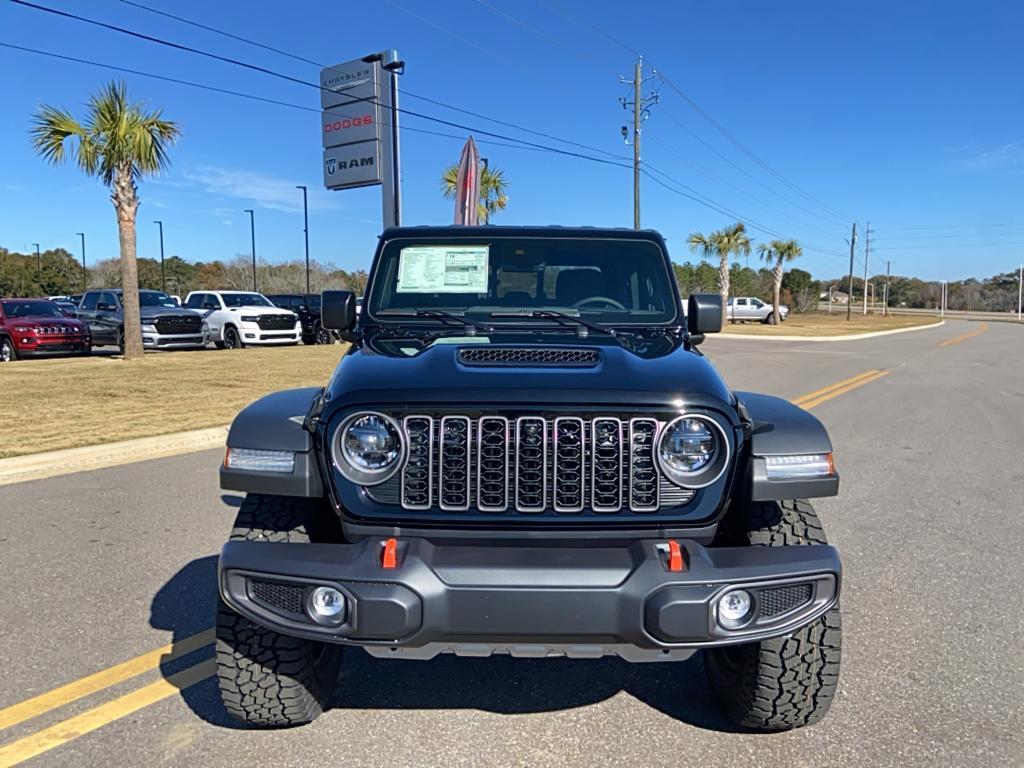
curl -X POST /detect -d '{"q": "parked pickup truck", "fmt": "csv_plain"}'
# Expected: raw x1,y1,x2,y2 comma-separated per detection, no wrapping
184,290,301,349
727,296,788,324
266,294,335,345
215,226,843,732
76,289,209,351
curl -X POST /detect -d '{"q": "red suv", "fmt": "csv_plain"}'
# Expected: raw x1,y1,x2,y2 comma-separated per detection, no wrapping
0,298,92,362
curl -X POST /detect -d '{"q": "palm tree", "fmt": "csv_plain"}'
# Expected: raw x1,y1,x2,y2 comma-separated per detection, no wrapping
31,81,180,360
441,164,509,223
689,222,750,324
758,238,802,324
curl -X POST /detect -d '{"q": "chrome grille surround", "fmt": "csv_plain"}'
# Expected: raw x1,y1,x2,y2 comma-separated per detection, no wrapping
477,417,510,511
391,414,709,516
439,416,471,511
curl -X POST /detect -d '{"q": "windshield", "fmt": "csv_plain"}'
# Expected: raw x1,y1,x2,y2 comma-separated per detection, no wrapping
221,293,273,308
304,294,321,310
134,291,179,308
368,237,678,325
2,299,65,318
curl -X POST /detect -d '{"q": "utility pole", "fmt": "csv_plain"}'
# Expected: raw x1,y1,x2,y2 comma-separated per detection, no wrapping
76,233,86,291
297,185,310,295
154,220,166,293
619,56,658,229
1018,264,1022,322
883,260,892,316
244,209,257,291
33,243,41,280
845,222,857,321
862,222,871,315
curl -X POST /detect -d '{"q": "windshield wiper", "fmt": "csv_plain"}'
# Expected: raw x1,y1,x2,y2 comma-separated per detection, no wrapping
378,309,492,335
488,310,631,339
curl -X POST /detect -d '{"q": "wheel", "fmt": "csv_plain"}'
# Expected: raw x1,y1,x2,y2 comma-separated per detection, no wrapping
765,312,777,325
705,499,842,731
117,329,126,355
314,323,334,345
0,337,17,362
216,494,343,727
223,326,244,349
214,341,227,350
79,345,92,357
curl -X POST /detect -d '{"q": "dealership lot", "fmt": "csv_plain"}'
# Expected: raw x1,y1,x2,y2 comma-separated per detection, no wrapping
0,320,1021,767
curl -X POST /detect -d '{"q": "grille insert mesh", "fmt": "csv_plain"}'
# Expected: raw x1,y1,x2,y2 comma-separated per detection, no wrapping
458,347,600,367
760,584,813,617
250,579,305,615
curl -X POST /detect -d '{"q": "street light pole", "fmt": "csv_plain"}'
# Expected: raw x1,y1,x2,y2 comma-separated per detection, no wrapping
296,185,310,294
1017,264,1022,322
76,233,86,291
154,220,165,293
244,209,256,291
845,222,857,322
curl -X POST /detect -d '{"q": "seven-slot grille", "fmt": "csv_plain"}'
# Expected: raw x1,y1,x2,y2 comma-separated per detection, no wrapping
399,415,698,514
458,347,601,367
154,315,202,334
257,314,296,331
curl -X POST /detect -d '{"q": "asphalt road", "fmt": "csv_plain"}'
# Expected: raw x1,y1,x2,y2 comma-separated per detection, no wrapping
1,319,1021,767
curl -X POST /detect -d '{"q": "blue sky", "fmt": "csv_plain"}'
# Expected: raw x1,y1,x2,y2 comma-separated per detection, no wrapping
2,0,1022,282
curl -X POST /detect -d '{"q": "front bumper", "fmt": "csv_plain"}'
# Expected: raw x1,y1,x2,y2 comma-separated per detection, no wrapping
142,331,209,349
219,537,840,661
16,337,90,356
238,323,301,345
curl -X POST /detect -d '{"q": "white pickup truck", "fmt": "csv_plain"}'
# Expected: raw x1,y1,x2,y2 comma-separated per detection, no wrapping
727,297,788,324
183,290,301,349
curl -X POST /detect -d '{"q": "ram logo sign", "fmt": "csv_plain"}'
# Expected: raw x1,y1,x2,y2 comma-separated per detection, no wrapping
322,142,381,189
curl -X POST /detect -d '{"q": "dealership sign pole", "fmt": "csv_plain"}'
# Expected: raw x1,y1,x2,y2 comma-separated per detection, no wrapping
320,51,403,229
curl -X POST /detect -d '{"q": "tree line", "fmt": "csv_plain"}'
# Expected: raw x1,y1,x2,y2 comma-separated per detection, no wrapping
0,246,368,298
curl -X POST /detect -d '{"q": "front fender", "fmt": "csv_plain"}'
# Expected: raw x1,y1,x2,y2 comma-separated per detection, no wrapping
735,391,839,501
220,387,325,497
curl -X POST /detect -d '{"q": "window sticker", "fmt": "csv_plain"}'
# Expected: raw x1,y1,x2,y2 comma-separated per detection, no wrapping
396,245,489,293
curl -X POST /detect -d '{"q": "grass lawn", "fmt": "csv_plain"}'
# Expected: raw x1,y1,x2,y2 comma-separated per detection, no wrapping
721,311,941,336
0,344,348,459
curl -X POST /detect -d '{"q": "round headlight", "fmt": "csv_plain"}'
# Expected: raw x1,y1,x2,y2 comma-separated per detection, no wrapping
657,414,729,488
333,411,404,485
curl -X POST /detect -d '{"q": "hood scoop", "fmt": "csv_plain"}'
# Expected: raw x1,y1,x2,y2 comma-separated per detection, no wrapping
457,346,601,368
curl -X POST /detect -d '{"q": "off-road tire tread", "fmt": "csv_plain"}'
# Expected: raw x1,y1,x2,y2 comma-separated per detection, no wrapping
217,494,342,727
706,499,842,731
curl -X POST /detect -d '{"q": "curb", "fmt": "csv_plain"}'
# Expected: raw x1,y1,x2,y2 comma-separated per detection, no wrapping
713,319,945,343
0,426,228,487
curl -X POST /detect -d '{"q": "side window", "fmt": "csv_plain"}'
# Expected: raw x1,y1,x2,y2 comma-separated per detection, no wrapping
292,297,306,311
737,298,747,306
184,293,202,309
81,292,99,311
752,299,763,308
98,292,118,309
203,294,222,309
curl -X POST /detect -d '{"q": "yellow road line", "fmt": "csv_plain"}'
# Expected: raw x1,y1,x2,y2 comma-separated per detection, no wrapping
0,660,215,768
939,322,988,347
0,629,213,732
790,369,882,407
797,370,891,410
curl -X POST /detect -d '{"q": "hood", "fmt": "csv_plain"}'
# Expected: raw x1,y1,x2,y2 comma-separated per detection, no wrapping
224,306,295,315
7,315,87,330
138,306,203,319
325,334,733,411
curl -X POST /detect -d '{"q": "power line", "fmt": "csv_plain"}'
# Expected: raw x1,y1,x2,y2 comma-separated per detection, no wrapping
533,0,640,57
656,72,847,223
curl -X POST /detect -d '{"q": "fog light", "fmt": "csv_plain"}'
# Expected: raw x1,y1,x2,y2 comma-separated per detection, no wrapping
717,589,753,629
308,586,346,624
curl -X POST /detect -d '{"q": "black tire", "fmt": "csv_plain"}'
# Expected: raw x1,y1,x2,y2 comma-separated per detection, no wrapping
214,341,227,350
117,329,126,355
0,337,17,362
216,494,343,727
223,325,244,349
765,312,776,325
314,323,333,345
705,499,842,731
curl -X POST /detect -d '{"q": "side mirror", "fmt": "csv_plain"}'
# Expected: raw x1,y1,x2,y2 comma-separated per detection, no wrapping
321,290,356,331
687,294,723,341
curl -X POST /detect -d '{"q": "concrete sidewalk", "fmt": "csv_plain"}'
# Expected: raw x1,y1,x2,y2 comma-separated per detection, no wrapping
0,426,227,486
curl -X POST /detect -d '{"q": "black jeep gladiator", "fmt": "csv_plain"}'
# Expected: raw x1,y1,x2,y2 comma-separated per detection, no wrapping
217,226,842,731
266,293,335,345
